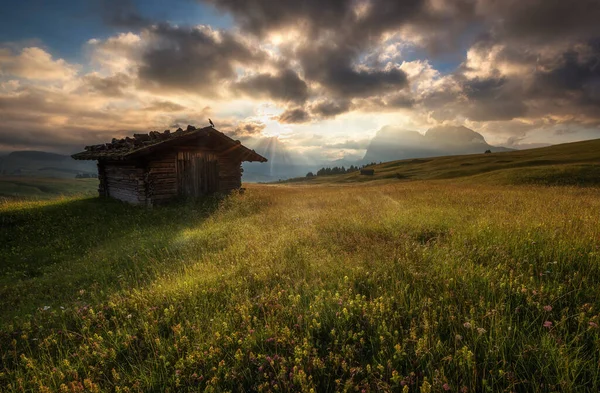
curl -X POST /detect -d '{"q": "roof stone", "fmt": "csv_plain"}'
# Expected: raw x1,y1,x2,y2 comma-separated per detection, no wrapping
72,125,267,162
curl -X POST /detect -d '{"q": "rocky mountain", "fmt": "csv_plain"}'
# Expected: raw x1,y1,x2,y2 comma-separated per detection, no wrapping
363,125,512,163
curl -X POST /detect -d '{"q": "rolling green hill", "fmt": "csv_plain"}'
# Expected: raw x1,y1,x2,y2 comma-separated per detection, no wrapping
0,151,97,178
2,139,600,392
297,138,600,186
0,177,98,200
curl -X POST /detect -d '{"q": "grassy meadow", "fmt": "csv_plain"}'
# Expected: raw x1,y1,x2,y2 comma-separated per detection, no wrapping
2,175,600,392
292,139,600,187
0,177,97,200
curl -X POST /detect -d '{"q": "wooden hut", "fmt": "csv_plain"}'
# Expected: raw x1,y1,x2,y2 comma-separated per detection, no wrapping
72,125,267,205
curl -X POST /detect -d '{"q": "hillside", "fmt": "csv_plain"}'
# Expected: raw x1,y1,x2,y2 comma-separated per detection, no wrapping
2,180,600,391
0,177,98,200
0,151,97,178
300,138,600,186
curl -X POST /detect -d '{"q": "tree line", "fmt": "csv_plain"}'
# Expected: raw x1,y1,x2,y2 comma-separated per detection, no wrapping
306,163,379,177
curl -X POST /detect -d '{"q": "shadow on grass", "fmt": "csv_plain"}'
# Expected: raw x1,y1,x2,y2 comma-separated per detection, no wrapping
0,196,224,322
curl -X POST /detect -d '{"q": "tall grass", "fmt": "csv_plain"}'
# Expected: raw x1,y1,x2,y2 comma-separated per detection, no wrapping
1,181,600,392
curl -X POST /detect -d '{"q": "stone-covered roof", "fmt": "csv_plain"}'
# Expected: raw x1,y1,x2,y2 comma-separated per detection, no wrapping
71,125,267,162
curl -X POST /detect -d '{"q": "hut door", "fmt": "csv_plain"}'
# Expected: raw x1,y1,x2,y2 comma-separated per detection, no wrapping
177,152,219,197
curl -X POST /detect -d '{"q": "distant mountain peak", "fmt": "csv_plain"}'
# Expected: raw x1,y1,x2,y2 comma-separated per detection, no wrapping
8,151,68,161
363,125,511,163
425,125,486,144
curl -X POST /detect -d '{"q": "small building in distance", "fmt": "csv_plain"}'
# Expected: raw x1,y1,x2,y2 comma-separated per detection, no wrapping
72,125,267,205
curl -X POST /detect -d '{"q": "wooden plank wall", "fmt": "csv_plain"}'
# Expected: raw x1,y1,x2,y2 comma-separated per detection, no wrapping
177,151,219,197
104,162,145,204
146,152,177,205
97,162,108,197
100,147,246,205
217,155,242,192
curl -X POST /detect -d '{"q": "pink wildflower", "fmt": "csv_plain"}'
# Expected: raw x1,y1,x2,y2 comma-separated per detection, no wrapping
443,383,451,391
543,305,552,312
589,322,598,328
463,322,472,328
543,321,553,328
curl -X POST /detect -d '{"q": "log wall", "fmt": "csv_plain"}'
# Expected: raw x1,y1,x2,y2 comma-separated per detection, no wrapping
217,155,242,192
97,162,108,197
146,152,178,206
98,147,246,205
104,162,145,204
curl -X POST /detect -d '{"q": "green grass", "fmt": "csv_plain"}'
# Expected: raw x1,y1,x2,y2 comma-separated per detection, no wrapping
2,178,600,392
289,138,600,186
0,177,98,200
2,140,600,392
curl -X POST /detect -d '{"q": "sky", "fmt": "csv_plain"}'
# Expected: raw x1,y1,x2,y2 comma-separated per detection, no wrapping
1,0,599,162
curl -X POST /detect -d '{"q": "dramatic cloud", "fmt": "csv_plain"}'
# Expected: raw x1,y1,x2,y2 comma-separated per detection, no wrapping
137,24,266,94
235,69,308,103
1,0,600,159
277,108,310,124
310,100,351,118
81,72,132,97
0,47,79,81
228,120,267,138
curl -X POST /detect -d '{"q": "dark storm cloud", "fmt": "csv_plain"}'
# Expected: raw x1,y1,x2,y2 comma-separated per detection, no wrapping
143,100,187,112
299,45,409,98
410,32,600,124
480,0,600,43
202,0,423,102
200,0,355,37
81,73,132,97
235,69,309,103
137,24,265,94
229,121,267,137
384,93,415,109
310,100,351,118
276,107,310,124
532,48,600,100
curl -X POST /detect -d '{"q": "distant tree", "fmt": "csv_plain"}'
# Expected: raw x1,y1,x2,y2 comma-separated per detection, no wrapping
484,149,492,154
306,172,315,177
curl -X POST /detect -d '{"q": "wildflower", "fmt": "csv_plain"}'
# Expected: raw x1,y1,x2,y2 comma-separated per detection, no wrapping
543,305,552,312
463,322,472,329
589,322,598,328
455,334,463,341
443,383,451,391
477,327,487,335
543,321,553,328
42,306,51,311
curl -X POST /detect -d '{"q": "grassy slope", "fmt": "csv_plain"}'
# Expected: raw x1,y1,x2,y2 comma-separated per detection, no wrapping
297,138,600,186
2,141,600,391
2,180,600,392
0,177,98,199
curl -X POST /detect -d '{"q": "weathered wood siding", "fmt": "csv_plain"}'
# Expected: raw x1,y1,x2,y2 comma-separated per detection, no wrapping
104,162,145,204
98,145,247,205
217,155,242,192
97,162,108,197
177,151,219,197
145,153,177,205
